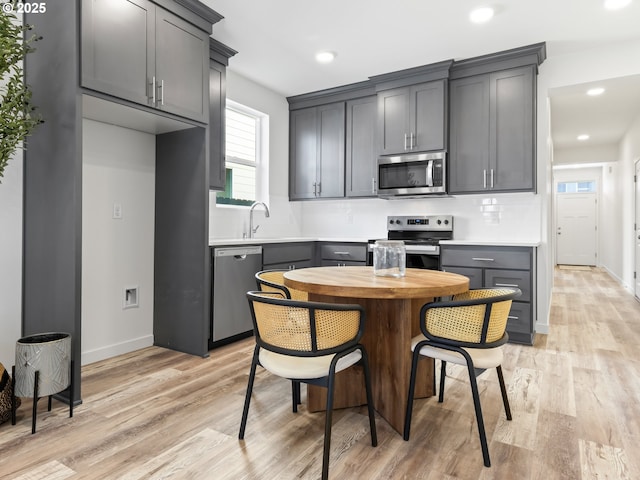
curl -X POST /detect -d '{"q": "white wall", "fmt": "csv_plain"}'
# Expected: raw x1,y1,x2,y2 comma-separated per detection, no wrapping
209,70,302,240
554,144,619,165
0,153,23,369
81,120,156,365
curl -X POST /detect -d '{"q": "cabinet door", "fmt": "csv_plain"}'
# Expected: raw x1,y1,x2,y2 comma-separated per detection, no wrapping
209,61,226,190
346,96,377,197
410,80,446,152
155,8,209,122
317,103,345,198
441,266,483,289
490,67,535,191
289,108,318,199
448,75,490,193
377,87,410,155
81,0,154,107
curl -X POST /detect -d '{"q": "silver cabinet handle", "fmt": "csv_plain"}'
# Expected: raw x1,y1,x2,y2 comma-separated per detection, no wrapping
507,315,519,320
472,257,495,262
313,182,317,196
159,79,164,106
495,283,519,287
410,132,415,149
150,76,156,104
404,133,408,150
317,182,321,196
333,251,350,255
483,169,487,189
490,168,494,189
372,178,376,193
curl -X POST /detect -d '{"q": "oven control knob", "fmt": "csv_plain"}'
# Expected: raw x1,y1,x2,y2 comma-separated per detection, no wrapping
395,219,401,225
389,219,394,225
444,219,449,225
437,219,442,225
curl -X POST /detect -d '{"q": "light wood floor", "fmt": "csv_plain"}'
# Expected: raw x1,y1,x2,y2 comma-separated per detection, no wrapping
2,267,639,479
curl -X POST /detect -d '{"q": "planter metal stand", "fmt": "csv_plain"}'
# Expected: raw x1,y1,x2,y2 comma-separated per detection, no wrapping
11,333,74,434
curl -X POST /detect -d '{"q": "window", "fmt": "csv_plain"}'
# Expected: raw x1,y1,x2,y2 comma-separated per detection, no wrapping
216,101,268,206
556,180,596,193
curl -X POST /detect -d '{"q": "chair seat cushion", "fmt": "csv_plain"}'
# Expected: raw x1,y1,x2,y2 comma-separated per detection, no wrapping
410,335,504,369
259,348,362,380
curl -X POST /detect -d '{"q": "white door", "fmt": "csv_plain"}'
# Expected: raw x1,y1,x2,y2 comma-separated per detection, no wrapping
635,160,640,299
556,193,597,265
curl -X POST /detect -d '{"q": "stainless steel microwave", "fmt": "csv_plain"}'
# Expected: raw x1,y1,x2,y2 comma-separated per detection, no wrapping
377,151,446,198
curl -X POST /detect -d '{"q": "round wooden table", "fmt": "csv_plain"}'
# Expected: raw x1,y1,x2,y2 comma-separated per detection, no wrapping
284,266,469,434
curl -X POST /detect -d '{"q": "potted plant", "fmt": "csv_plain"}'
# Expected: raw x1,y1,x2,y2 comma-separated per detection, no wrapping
0,4,42,181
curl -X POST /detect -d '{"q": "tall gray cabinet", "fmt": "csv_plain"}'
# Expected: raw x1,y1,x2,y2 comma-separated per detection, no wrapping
448,44,546,194
23,0,225,403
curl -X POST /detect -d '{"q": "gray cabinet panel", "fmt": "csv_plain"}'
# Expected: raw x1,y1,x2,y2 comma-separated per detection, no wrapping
209,60,225,190
440,245,531,270
411,80,446,152
155,9,208,122
262,243,314,266
289,103,345,199
449,66,535,194
377,80,446,155
81,0,154,107
317,104,345,198
485,269,531,302
449,75,490,193
81,0,208,123
319,243,367,263
346,96,377,197
491,68,534,191
441,244,535,345
289,108,318,199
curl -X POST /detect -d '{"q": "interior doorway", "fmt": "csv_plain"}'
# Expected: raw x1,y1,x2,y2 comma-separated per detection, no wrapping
555,182,598,266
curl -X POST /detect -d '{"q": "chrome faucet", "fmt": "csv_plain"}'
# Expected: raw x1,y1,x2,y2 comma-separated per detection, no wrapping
249,201,270,238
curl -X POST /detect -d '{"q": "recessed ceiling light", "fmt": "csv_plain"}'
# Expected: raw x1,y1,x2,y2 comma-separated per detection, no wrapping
587,87,605,96
604,0,632,10
577,134,590,141
315,51,336,64
469,6,495,23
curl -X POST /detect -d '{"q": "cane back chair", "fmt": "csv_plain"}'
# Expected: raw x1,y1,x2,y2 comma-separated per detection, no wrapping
240,291,377,480
404,287,521,467
255,269,308,301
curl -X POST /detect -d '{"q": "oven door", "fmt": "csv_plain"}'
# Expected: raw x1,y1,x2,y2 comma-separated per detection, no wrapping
405,244,440,270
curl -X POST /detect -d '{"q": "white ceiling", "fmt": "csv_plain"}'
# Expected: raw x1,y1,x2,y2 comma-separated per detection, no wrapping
203,0,640,153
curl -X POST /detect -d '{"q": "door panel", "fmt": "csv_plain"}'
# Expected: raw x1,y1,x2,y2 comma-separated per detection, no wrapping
556,193,597,265
635,160,640,299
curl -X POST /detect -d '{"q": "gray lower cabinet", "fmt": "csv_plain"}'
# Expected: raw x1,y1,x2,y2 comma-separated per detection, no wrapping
81,0,209,123
289,103,345,199
377,80,446,155
346,96,378,197
449,66,535,194
262,242,315,271
440,245,536,345
318,242,367,266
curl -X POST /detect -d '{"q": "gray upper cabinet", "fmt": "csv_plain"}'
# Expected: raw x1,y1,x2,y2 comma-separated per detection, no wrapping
449,66,535,194
377,79,446,155
81,0,209,123
346,96,377,197
289,103,345,200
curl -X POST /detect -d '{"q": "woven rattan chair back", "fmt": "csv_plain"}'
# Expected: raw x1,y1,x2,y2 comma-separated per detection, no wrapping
423,288,520,345
247,291,362,355
255,269,308,301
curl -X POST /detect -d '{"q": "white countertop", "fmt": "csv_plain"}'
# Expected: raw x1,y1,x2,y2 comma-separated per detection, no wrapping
208,237,370,246
440,240,541,247
209,237,540,247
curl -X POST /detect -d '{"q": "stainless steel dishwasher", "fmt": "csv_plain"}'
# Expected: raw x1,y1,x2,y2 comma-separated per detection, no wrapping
211,245,262,345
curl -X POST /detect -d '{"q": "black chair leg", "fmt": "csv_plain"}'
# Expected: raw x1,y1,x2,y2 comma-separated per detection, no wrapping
403,347,423,441
322,370,336,480
48,395,52,411
466,361,490,467
360,349,377,447
69,360,74,418
496,365,512,420
291,381,301,413
239,348,260,440
439,360,447,403
32,370,39,435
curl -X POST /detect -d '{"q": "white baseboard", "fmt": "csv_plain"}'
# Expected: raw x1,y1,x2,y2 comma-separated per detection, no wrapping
535,322,550,335
81,335,154,366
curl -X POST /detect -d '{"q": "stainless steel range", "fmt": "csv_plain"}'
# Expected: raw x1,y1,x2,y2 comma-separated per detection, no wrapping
368,215,453,270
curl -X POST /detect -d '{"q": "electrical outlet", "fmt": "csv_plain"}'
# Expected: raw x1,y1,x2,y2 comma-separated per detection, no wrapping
113,203,122,219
